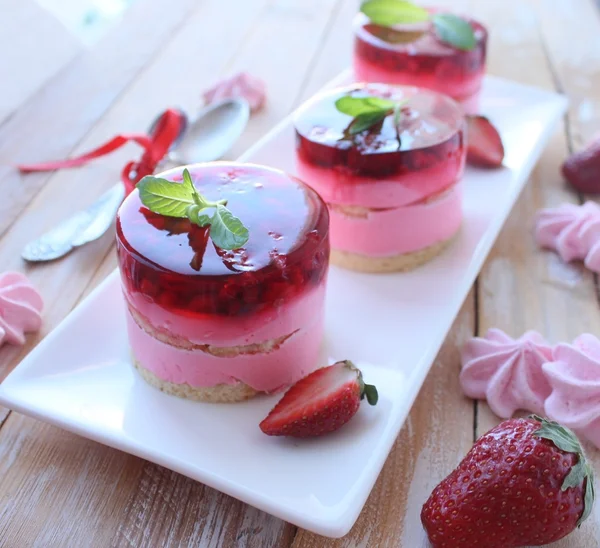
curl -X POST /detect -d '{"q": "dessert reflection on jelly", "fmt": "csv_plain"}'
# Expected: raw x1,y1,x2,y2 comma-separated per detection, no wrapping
116,162,330,403
294,83,466,273
353,13,488,114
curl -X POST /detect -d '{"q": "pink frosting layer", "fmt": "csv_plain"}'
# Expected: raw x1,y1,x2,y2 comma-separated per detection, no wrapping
352,58,481,115
295,154,464,208
126,309,323,392
460,328,553,417
329,184,462,257
535,201,600,273
543,334,600,449
124,282,325,347
0,272,43,347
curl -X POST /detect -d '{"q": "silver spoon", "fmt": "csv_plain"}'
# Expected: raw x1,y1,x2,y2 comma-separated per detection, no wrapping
21,98,250,262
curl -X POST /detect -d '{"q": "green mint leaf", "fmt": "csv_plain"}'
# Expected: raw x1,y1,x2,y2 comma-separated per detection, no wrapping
137,176,195,218
432,13,476,51
186,204,212,227
182,168,197,196
209,204,249,250
348,110,389,135
335,96,396,117
360,0,429,26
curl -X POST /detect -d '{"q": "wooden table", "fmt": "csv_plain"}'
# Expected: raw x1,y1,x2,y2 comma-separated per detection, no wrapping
2,0,600,545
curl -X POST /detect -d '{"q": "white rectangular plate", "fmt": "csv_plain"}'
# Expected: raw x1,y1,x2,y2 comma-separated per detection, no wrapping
0,72,567,538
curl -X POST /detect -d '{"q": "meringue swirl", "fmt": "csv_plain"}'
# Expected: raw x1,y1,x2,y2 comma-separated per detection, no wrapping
0,272,43,347
202,72,266,113
460,328,553,417
543,334,600,449
535,201,600,272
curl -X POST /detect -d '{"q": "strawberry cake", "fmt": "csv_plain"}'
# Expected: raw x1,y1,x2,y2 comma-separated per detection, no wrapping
116,162,330,402
353,11,488,114
293,83,466,273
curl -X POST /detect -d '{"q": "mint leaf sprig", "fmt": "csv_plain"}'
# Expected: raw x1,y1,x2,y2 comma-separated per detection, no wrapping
137,168,249,251
335,95,406,139
360,0,477,51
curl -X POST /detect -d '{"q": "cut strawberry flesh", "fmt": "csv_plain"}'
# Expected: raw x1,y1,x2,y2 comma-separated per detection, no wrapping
466,115,504,167
266,365,357,422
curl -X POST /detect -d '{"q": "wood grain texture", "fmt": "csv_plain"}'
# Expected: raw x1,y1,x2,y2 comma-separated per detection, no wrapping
0,0,80,126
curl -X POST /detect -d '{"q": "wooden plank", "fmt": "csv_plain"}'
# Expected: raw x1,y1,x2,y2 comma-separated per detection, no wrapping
227,0,343,158
292,296,476,547
474,0,600,546
537,0,600,148
0,0,200,238
0,413,144,548
112,461,295,548
0,0,80,127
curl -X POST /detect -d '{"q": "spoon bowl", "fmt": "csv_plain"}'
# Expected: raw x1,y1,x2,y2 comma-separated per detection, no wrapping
171,98,250,164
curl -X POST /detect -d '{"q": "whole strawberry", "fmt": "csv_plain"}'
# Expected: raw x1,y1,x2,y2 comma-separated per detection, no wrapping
421,416,595,548
562,137,600,193
259,360,378,438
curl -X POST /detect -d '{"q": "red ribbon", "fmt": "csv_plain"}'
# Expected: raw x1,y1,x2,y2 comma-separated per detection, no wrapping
18,108,184,196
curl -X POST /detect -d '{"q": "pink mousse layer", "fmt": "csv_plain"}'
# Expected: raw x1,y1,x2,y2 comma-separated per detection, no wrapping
126,309,323,392
353,58,481,114
295,155,464,209
330,184,462,256
124,282,325,347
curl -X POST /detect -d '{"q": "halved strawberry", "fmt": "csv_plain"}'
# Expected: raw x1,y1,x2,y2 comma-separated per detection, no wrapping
259,360,378,438
466,115,505,168
562,137,600,193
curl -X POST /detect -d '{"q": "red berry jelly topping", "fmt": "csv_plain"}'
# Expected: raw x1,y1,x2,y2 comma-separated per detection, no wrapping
116,163,329,317
353,13,487,100
294,83,465,177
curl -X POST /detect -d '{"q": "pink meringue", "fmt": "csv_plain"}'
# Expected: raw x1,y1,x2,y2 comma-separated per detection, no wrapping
0,272,43,347
460,328,553,417
202,72,266,113
543,334,600,448
535,201,600,272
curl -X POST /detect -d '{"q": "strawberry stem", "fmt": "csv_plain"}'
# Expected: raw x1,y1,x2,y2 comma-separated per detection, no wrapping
531,415,595,526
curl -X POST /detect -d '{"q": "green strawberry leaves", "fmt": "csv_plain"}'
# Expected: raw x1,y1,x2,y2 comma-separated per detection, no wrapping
532,415,595,526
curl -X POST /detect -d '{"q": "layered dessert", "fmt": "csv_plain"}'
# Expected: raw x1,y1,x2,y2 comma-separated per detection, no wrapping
353,10,487,113
116,162,329,402
294,83,465,272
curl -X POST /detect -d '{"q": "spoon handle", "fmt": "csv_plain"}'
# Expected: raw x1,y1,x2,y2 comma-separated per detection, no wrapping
21,183,125,262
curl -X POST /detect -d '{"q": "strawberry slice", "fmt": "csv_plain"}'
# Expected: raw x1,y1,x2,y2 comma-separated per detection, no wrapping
562,137,600,193
466,115,505,168
259,360,378,438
